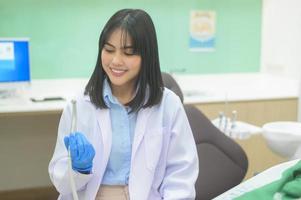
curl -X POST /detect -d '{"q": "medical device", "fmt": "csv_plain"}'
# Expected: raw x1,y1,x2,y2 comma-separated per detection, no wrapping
69,99,79,200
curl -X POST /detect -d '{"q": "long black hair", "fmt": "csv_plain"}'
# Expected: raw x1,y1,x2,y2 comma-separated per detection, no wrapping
85,9,163,112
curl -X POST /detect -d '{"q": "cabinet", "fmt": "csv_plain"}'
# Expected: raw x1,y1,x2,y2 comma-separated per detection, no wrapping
194,98,297,126
0,113,60,191
192,98,298,179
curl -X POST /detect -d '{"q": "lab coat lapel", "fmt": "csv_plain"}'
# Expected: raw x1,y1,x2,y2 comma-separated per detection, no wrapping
96,108,112,165
132,107,153,159
83,109,112,200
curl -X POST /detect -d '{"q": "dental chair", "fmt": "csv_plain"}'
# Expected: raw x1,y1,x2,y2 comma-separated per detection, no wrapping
162,72,248,200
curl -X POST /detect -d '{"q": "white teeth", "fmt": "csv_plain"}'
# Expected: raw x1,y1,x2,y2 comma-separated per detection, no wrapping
111,68,126,73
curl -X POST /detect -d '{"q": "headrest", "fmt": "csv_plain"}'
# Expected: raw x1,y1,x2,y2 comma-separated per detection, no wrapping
161,72,184,103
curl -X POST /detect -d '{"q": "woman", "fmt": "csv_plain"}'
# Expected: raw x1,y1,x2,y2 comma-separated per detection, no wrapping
49,8,198,200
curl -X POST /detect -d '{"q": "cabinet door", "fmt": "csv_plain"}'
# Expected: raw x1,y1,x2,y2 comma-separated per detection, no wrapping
235,135,287,179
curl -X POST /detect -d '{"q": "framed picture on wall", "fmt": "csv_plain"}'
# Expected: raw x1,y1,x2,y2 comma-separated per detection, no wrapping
189,10,216,52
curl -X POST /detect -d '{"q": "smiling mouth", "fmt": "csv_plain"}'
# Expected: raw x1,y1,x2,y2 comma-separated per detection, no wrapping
110,67,127,77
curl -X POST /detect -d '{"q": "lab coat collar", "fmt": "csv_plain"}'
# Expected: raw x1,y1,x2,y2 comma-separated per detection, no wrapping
83,94,90,101
102,78,116,108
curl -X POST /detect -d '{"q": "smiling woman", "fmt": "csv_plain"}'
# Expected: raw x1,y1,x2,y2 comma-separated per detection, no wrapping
49,8,198,200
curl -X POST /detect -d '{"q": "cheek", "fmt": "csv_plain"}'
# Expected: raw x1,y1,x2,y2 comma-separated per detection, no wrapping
130,57,142,70
101,50,110,66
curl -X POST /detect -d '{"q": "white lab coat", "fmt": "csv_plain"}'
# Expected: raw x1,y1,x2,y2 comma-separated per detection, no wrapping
49,88,199,200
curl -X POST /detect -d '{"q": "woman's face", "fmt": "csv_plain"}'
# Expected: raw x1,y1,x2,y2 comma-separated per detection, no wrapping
101,28,142,93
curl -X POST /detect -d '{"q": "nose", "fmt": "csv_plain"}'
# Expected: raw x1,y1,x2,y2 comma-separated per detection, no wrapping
111,52,124,66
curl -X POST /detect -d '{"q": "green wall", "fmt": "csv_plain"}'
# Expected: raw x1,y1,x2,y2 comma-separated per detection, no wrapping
0,0,262,79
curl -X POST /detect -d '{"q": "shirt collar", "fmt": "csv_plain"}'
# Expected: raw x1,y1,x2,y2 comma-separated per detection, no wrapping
103,78,147,109
103,78,119,107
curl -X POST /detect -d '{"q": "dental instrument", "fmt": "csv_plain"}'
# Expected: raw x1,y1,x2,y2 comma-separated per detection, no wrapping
223,92,229,134
229,110,237,137
223,116,228,135
69,99,79,200
231,110,237,130
218,111,224,130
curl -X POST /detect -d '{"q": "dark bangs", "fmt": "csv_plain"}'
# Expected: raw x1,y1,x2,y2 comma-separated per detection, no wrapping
100,11,142,57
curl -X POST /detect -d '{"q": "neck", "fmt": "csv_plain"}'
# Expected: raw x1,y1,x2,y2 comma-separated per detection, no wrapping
111,84,135,105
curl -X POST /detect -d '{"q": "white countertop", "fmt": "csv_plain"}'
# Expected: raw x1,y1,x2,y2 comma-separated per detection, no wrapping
176,73,299,104
0,73,299,114
0,78,88,114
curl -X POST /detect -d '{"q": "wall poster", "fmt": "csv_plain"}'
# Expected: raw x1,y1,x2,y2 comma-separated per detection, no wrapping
189,10,216,52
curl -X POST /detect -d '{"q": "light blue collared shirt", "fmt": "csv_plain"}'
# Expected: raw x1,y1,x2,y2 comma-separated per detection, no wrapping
101,79,137,185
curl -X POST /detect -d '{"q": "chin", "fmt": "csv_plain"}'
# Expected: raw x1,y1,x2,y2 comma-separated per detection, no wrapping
109,76,127,86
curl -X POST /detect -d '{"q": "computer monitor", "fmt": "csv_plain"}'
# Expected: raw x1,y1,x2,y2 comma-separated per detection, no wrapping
0,38,30,98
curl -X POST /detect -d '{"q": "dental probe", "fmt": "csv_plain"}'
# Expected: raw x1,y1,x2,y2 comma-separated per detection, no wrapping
69,99,79,200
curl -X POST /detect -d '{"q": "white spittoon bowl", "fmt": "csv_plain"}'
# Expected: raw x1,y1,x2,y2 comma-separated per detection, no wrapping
262,121,301,159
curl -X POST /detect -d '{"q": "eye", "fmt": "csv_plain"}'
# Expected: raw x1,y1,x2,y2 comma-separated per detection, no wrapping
103,44,115,53
103,47,114,53
124,48,135,56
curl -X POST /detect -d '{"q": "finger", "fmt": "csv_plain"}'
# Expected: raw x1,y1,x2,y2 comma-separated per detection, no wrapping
87,144,95,160
79,133,93,152
78,133,93,160
81,144,89,162
75,132,89,145
76,132,85,159
69,134,78,159
64,136,69,150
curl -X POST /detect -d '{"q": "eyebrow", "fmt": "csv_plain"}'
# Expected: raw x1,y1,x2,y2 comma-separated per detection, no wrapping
104,42,134,49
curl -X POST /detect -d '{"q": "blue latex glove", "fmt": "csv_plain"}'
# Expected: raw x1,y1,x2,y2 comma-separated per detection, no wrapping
64,132,95,174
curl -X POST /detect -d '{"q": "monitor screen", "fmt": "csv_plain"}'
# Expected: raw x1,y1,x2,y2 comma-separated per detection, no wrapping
0,38,30,99
0,38,30,83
